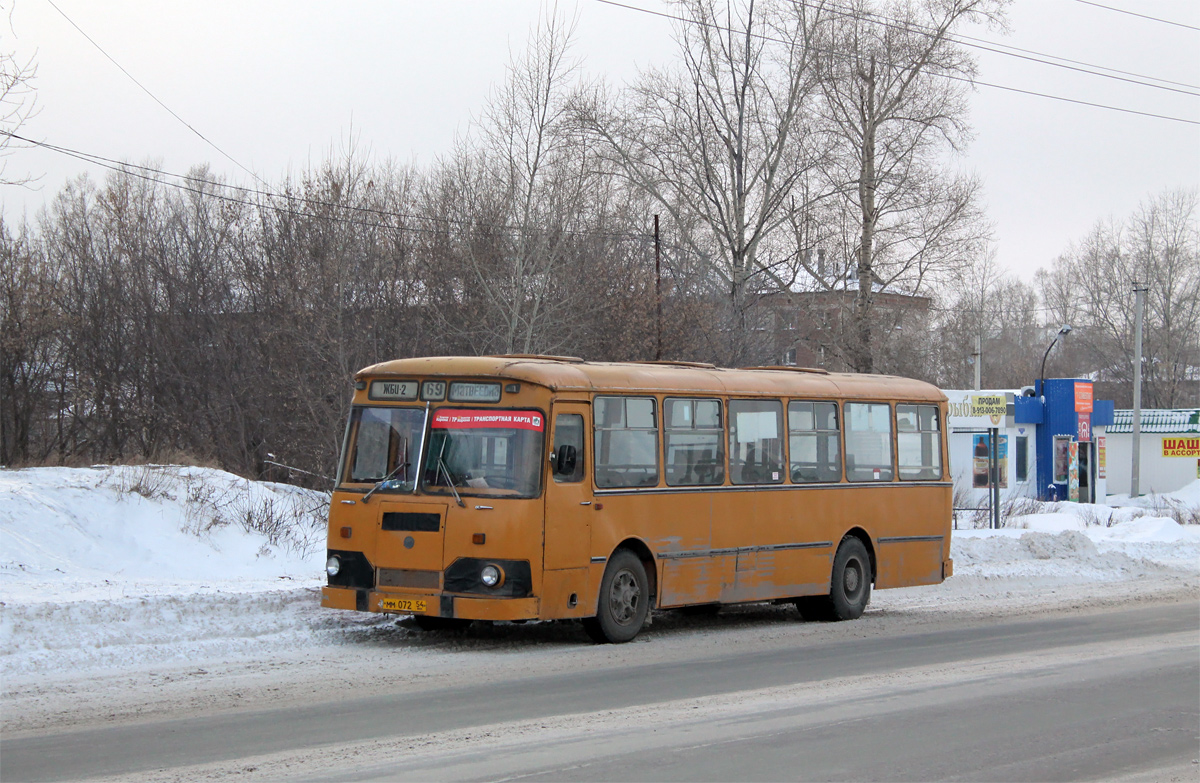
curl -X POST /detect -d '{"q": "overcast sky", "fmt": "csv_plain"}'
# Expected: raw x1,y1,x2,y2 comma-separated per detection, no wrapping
2,0,1196,282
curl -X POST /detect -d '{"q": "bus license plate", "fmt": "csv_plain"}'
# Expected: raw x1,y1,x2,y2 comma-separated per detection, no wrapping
379,597,427,613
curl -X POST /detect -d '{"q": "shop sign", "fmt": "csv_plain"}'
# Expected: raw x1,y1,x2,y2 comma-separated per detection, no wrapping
1161,437,1200,456
1074,382,1093,413
1077,413,1091,443
945,392,1007,427
1097,435,1106,479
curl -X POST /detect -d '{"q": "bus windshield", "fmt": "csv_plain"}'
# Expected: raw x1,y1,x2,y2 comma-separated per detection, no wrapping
422,409,545,498
342,406,425,490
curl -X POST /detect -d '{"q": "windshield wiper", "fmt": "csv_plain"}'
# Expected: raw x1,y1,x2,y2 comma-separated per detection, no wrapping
363,437,409,504
434,438,466,508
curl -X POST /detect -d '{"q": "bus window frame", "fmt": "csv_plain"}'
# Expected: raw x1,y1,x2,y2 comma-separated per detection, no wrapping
662,396,726,487
786,399,843,484
896,403,943,481
338,404,428,489
593,395,661,489
843,400,896,482
551,411,587,484
418,405,548,500
727,397,786,485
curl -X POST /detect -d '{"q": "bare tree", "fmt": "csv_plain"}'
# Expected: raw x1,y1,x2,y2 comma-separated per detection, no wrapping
1038,188,1200,407
816,0,1002,372
0,217,62,463
578,0,831,364
0,2,38,185
935,250,1043,388
429,10,603,356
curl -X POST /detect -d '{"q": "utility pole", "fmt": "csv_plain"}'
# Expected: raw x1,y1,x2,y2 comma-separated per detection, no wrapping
654,214,662,361
972,334,981,390
1131,283,1146,496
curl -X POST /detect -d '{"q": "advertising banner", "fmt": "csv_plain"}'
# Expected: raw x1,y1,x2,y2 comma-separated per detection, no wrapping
1161,437,1200,458
945,391,1008,427
1074,382,1093,414
972,433,1008,488
1068,441,1079,502
1098,435,1106,479
1053,436,1071,484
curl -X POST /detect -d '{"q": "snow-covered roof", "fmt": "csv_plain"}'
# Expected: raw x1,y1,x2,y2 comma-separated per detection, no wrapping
1106,408,1200,434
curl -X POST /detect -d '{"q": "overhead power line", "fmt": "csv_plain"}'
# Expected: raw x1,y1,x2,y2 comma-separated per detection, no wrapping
2,130,661,244
591,0,1199,125
796,0,1200,96
44,0,266,187
1072,0,1200,32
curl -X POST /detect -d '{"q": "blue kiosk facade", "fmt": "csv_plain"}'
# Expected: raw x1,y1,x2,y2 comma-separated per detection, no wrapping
1015,378,1115,502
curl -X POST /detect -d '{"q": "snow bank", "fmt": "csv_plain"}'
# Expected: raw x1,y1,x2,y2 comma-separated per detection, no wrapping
951,526,1197,583
1,467,1197,682
0,465,329,603
1105,478,1200,517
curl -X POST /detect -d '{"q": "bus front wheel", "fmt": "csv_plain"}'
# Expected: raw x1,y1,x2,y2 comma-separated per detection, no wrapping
413,615,472,632
583,550,649,644
796,536,871,621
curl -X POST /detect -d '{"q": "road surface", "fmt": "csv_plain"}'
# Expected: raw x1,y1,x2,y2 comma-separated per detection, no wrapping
2,599,1197,781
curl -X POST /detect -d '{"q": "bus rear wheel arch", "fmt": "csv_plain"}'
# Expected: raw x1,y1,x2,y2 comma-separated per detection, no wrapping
583,549,650,644
795,535,872,622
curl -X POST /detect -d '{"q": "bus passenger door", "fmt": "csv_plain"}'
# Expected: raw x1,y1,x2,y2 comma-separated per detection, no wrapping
544,404,593,571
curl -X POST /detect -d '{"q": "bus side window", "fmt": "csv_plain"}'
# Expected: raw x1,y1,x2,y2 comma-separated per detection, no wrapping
896,404,941,480
845,402,894,481
788,401,841,483
729,399,784,484
664,398,724,486
594,396,660,488
552,413,585,483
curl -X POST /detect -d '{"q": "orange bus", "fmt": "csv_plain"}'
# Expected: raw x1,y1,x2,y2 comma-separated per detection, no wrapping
321,356,952,643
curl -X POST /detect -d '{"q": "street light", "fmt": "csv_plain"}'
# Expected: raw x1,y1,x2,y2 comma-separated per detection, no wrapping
1039,324,1073,396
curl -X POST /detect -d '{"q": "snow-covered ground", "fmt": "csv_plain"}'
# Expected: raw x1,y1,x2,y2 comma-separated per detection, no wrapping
1,465,1198,691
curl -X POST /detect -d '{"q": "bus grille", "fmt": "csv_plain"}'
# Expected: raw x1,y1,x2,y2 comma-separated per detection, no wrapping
377,568,441,589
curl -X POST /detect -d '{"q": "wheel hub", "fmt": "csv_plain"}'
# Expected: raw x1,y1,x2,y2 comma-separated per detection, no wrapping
609,570,641,624
844,561,861,595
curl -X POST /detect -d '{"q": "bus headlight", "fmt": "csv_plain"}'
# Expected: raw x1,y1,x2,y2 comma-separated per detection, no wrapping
480,564,503,588
326,556,341,577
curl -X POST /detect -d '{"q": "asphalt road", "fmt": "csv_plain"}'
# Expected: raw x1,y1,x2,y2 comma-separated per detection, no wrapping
3,601,1197,782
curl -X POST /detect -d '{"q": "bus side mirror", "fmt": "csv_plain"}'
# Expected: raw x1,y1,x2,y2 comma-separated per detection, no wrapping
554,444,577,476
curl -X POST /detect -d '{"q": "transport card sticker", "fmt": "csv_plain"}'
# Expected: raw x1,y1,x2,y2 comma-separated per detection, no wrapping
433,410,544,431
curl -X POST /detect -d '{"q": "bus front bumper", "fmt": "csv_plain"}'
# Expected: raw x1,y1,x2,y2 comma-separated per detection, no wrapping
321,586,539,621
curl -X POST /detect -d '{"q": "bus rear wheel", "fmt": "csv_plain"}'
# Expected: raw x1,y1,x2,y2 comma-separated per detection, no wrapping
582,549,649,644
796,536,871,621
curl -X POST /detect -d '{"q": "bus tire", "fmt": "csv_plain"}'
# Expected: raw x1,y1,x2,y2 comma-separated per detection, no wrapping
582,549,649,644
413,615,472,632
828,536,871,620
794,595,834,622
797,537,871,621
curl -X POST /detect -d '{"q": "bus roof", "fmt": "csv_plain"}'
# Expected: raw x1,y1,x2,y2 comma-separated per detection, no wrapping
356,356,945,403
